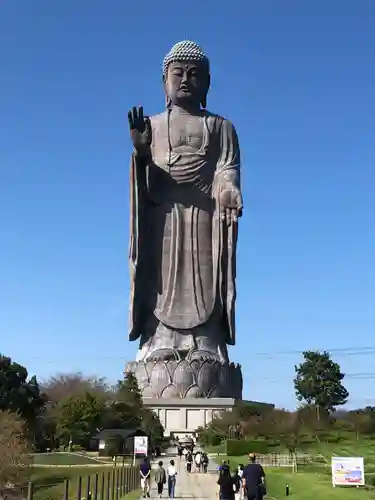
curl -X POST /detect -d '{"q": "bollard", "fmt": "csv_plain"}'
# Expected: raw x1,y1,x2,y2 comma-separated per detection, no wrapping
63,479,69,500
27,482,33,500
119,466,123,495
115,469,120,500
285,484,289,496
120,465,125,496
85,475,91,500
106,471,111,500
93,473,99,500
124,468,129,494
100,472,105,500
76,476,82,500
111,469,116,500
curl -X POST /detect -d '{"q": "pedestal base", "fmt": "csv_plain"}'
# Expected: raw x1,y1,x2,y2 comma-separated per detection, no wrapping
143,397,236,437
125,353,243,399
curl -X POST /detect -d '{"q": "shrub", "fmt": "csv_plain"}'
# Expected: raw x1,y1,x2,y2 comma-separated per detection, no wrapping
71,444,84,451
226,439,278,456
0,411,31,491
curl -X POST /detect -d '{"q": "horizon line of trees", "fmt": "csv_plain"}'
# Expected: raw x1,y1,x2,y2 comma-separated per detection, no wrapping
0,353,165,491
198,350,375,450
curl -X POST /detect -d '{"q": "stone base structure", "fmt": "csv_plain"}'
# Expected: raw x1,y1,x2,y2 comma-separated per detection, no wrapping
125,353,242,399
143,397,236,437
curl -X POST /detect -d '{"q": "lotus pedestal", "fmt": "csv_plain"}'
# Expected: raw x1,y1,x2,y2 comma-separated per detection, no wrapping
125,353,242,436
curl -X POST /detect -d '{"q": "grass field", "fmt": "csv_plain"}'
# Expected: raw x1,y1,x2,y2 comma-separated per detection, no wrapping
30,465,138,500
222,439,375,499
32,452,111,466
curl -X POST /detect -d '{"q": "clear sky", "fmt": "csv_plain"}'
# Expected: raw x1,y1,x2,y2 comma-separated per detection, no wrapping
0,0,374,409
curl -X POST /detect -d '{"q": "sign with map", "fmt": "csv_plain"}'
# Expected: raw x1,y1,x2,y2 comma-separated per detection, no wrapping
331,456,365,486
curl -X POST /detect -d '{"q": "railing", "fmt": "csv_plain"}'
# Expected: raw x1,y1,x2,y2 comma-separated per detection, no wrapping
24,465,139,500
252,452,332,473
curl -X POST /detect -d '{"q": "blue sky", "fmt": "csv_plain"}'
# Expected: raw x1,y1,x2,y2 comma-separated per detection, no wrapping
0,0,374,409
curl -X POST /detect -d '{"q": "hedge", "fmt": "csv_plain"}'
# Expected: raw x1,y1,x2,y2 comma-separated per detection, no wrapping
226,439,279,456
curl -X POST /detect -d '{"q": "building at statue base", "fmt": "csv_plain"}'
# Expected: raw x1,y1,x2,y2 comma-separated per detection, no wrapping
143,397,235,437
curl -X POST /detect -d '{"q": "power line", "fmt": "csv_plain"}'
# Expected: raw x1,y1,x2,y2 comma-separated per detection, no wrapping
14,345,375,361
253,346,375,358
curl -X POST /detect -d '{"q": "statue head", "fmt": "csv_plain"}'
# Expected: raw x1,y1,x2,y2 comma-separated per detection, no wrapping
163,41,210,110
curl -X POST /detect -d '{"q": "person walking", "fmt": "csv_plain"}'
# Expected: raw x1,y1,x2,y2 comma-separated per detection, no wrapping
232,465,244,500
167,459,177,498
140,457,151,498
242,453,266,500
217,464,235,500
155,461,166,498
237,465,245,499
186,450,193,473
195,450,202,472
202,452,209,473
218,460,228,476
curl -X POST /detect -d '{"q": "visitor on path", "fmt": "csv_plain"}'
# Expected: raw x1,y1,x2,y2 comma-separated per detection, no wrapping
217,464,235,500
195,450,202,472
140,457,151,498
202,452,209,473
183,447,188,461
155,461,167,498
167,459,177,498
232,465,244,500
242,453,266,500
238,465,245,499
186,451,193,473
218,460,228,475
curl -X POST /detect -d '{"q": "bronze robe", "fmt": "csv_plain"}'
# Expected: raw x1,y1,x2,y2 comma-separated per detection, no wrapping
129,110,241,360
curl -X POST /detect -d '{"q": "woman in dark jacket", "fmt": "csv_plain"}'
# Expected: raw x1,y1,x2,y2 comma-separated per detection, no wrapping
217,465,235,500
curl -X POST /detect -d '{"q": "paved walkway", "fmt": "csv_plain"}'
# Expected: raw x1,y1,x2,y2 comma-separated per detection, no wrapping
149,455,219,499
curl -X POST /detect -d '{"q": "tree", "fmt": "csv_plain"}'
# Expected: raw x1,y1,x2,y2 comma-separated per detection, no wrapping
104,374,165,451
41,372,108,404
343,410,374,439
56,392,105,449
259,409,301,452
0,355,45,422
117,372,143,409
141,408,164,449
0,411,31,493
106,373,144,429
294,351,349,420
39,372,109,451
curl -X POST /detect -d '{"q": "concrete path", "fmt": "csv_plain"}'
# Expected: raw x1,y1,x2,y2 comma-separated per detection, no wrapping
149,455,219,499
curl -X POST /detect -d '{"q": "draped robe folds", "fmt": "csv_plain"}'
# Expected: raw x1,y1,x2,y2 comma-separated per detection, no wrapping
129,110,241,361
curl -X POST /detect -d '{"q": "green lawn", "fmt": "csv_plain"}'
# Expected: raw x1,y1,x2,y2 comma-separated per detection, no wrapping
31,465,139,500
120,490,141,500
266,468,374,500
223,440,375,499
204,442,227,454
32,452,111,465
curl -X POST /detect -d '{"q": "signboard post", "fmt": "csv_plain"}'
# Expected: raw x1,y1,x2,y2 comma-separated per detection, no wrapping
133,436,148,465
331,456,365,487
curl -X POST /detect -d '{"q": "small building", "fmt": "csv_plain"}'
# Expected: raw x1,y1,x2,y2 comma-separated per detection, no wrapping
92,428,148,457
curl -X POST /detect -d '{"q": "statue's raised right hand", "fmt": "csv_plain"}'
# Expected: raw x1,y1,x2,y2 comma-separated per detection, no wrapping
128,106,152,158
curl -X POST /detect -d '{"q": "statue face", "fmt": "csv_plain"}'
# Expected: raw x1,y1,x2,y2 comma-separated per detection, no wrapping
164,60,210,108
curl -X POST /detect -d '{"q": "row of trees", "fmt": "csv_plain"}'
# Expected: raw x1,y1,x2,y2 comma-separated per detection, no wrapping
198,350,374,450
0,354,164,489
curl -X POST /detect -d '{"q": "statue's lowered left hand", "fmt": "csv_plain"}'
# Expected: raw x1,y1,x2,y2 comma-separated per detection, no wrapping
219,186,243,226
